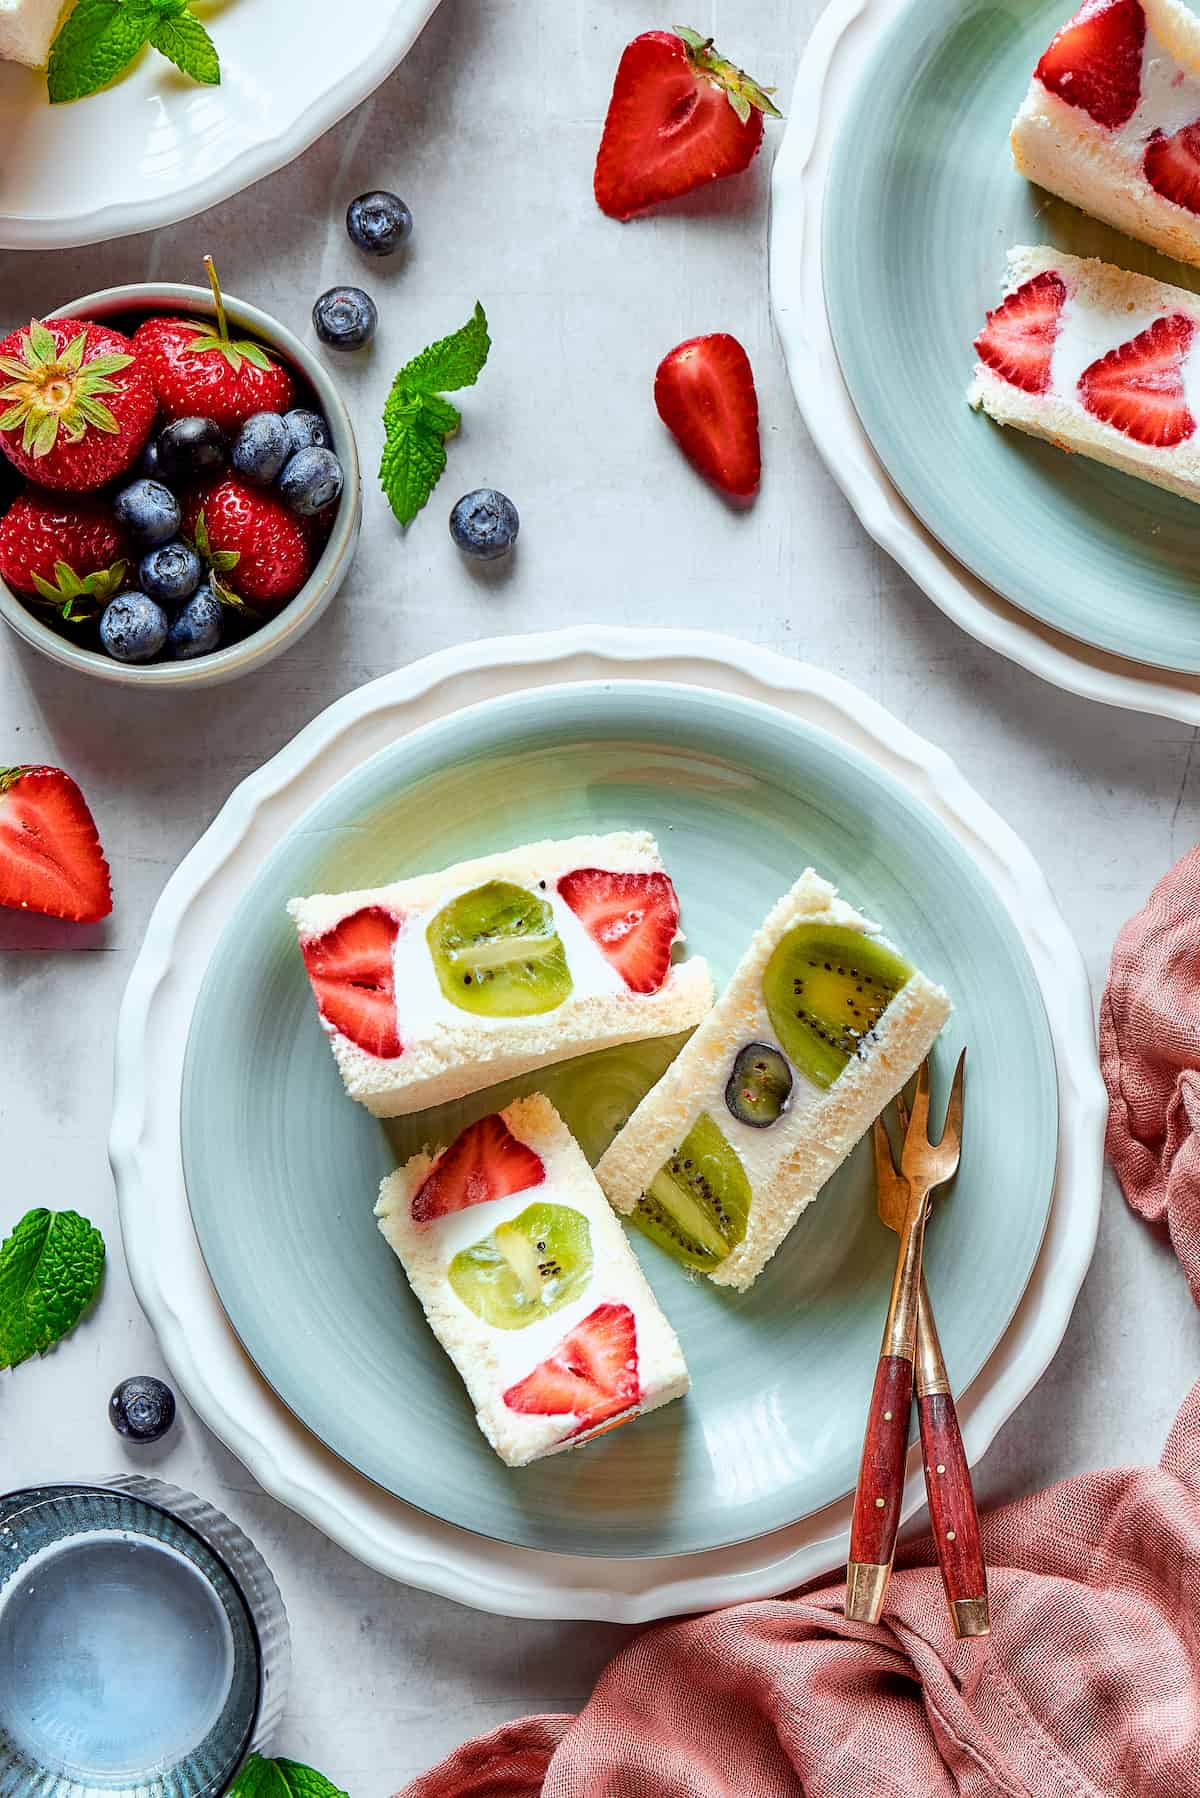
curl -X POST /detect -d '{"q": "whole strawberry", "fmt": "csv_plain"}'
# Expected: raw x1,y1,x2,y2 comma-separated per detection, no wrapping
134,257,294,434
0,318,155,492
0,489,127,619
184,478,311,610
594,27,780,221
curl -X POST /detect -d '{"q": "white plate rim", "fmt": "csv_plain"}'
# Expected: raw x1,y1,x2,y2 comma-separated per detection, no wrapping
0,0,441,251
110,625,1105,1622
769,0,1200,727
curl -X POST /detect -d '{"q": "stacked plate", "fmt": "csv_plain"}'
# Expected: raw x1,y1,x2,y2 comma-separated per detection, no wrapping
111,629,1104,1620
771,0,1200,723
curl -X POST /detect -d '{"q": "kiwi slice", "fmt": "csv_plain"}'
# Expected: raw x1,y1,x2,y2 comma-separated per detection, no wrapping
763,923,913,1091
632,1112,751,1272
427,880,573,1017
725,1042,793,1128
448,1201,592,1329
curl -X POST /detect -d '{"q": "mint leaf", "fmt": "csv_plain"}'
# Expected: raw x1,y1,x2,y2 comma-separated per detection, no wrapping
227,1755,348,1798
392,301,490,399
379,304,489,527
0,1209,105,1371
148,10,220,85
47,0,155,104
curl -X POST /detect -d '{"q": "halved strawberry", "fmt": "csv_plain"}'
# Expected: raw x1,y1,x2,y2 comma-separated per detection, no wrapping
1034,0,1144,130
411,1113,545,1223
654,333,761,497
0,766,112,923
1145,120,1200,214
973,270,1067,395
558,867,679,994
502,1301,640,1437
300,905,402,1059
594,28,780,221
1078,313,1196,447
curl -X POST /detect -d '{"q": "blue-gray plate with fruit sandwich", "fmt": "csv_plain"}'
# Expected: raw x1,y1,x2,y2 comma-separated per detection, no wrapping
180,680,1057,1558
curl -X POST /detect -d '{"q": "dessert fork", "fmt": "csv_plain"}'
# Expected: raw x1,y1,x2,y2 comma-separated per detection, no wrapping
845,1055,981,1631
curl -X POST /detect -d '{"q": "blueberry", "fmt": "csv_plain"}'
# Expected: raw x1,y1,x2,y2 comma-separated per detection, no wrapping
278,446,343,517
449,489,519,560
231,412,290,487
112,480,181,548
99,591,168,663
138,540,203,608
312,286,377,351
109,1375,176,1443
167,586,223,660
283,408,331,455
138,436,162,479
157,416,228,482
346,190,413,256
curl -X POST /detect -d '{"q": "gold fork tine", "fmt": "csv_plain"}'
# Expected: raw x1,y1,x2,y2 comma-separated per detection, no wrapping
872,1114,897,1183
909,1059,931,1143
941,1049,967,1153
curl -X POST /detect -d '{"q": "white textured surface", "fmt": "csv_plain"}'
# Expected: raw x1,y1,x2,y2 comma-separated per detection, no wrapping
1,0,1198,1789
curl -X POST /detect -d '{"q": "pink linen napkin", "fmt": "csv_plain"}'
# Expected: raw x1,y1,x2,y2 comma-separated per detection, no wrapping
1100,843,1200,1306
399,856,1200,1798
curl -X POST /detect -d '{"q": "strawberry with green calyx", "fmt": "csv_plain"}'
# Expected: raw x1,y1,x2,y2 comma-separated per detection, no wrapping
0,318,155,492
594,27,781,221
182,481,311,610
187,506,249,614
0,765,112,922
134,257,295,433
0,488,126,606
32,559,127,625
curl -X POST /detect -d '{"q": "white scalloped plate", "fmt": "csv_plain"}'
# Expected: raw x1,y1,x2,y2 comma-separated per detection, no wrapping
769,0,1200,724
0,0,440,250
110,628,1104,1621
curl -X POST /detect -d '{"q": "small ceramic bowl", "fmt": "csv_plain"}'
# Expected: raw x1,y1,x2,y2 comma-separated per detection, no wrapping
0,283,362,688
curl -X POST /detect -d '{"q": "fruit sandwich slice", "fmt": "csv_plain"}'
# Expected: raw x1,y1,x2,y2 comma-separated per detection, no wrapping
969,244,1200,493
1011,0,1200,268
289,831,713,1119
595,870,952,1294
375,1094,689,1467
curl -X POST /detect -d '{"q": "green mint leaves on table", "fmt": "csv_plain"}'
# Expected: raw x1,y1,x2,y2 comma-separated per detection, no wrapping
228,1756,349,1798
48,0,221,106
0,1208,105,1371
380,302,491,528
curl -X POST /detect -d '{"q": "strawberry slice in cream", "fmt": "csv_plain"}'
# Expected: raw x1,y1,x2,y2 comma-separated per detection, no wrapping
1012,0,1200,266
969,244,1200,498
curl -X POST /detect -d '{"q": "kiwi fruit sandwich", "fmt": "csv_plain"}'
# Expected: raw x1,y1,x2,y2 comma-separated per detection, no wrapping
595,869,952,1292
376,1094,689,1467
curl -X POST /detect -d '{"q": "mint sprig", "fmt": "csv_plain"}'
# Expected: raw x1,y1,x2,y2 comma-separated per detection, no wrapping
379,303,491,527
47,0,221,106
0,1208,105,1372
227,1756,348,1798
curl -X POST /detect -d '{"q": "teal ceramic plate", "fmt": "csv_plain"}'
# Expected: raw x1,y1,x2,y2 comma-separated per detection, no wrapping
824,0,1200,674
182,682,1057,1558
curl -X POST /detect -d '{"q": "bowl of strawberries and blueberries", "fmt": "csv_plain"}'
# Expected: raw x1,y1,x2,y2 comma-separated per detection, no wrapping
0,258,359,684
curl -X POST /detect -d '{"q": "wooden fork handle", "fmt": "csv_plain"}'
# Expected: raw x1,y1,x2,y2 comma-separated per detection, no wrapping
918,1388,990,1637
846,1354,913,1622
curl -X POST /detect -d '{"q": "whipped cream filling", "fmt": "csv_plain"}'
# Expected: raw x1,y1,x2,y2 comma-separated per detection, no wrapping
391,878,632,1039
1112,26,1200,153
408,1174,651,1391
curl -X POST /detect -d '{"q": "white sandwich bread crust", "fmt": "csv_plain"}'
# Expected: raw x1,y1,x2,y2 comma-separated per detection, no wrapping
376,1094,690,1467
596,870,952,1293
289,831,714,1119
1011,0,1200,267
0,0,66,67
968,244,1200,503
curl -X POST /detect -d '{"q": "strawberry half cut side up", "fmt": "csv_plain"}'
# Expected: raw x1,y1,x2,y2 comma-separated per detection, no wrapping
503,1301,641,1437
654,332,761,497
594,27,780,220
0,766,112,923
1034,0,1144,131
410,1113,546,1224
300,905,403,1060
1078,313,1196,447
974,271,1067,395
557,867,679,994
1145,120,1200,215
